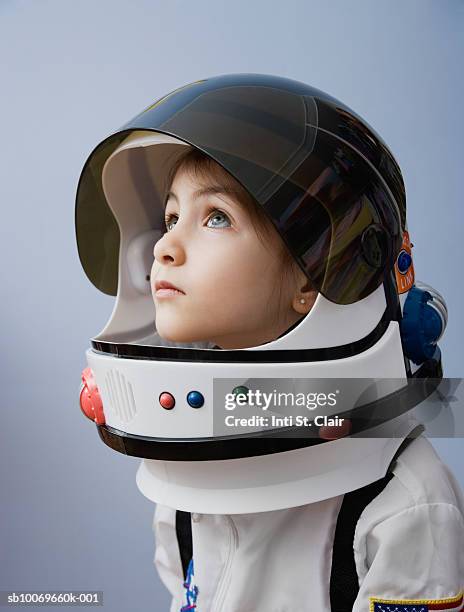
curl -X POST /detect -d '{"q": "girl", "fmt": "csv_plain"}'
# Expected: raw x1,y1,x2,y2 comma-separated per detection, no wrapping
151,147,317,351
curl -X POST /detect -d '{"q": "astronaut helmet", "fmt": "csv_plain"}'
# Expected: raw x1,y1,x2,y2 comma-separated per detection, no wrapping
76,74,445,513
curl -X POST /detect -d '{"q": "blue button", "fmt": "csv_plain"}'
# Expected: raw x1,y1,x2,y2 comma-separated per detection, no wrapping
397,250,412,274
187,391,204,408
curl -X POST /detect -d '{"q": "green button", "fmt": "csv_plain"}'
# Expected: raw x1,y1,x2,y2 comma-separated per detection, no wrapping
232,385,249,401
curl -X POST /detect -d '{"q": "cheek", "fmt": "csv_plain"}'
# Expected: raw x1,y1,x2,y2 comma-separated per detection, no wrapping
195,239,280,300
150,260,159,295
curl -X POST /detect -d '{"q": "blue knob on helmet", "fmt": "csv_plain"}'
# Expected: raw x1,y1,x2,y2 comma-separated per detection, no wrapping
400,283,448,365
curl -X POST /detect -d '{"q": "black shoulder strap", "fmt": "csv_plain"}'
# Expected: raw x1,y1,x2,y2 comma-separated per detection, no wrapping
175,510,192,580
330,427,424,611
329,471,394,611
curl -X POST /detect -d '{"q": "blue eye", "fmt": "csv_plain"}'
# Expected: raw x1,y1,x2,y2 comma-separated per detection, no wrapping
207,210,231,228
164,215,178,231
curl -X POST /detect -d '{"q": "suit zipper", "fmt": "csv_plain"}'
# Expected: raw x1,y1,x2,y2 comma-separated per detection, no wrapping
210,516,239,612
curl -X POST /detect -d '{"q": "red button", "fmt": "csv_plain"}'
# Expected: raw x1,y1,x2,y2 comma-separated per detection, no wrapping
159,392,175,410
318,418,351,440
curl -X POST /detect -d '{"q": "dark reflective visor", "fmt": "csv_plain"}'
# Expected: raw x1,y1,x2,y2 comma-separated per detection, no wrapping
76,74,405,304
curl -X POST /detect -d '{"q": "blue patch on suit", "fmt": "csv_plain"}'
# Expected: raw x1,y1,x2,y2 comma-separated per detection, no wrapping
373,604,428,612
180,558,198,611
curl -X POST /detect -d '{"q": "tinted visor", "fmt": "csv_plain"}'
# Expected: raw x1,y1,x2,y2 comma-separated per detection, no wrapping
76,74,403,303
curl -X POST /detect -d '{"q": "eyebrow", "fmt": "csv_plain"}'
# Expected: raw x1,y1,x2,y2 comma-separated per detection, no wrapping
165,185,239,207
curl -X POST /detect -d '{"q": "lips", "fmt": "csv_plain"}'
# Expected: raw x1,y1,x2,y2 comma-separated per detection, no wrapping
154,279,185,294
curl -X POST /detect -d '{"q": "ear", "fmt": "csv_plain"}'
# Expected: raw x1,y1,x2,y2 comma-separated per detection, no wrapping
292,270,318,314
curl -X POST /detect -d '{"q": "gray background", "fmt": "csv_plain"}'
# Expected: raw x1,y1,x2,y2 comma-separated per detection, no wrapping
1,1,462,610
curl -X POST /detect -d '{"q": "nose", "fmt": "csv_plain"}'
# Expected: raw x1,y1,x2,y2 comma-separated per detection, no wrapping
153,230,186,266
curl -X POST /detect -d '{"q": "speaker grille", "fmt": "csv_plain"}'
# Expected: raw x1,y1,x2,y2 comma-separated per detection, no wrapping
105,369,137,423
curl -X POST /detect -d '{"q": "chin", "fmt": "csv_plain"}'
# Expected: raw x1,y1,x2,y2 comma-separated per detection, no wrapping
155,319,204,344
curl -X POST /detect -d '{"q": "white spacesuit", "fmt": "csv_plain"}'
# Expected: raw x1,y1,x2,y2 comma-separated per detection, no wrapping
154,434,464,612
75,74,463,611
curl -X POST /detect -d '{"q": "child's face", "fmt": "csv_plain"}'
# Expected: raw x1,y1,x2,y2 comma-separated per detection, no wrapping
150,167,307,349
